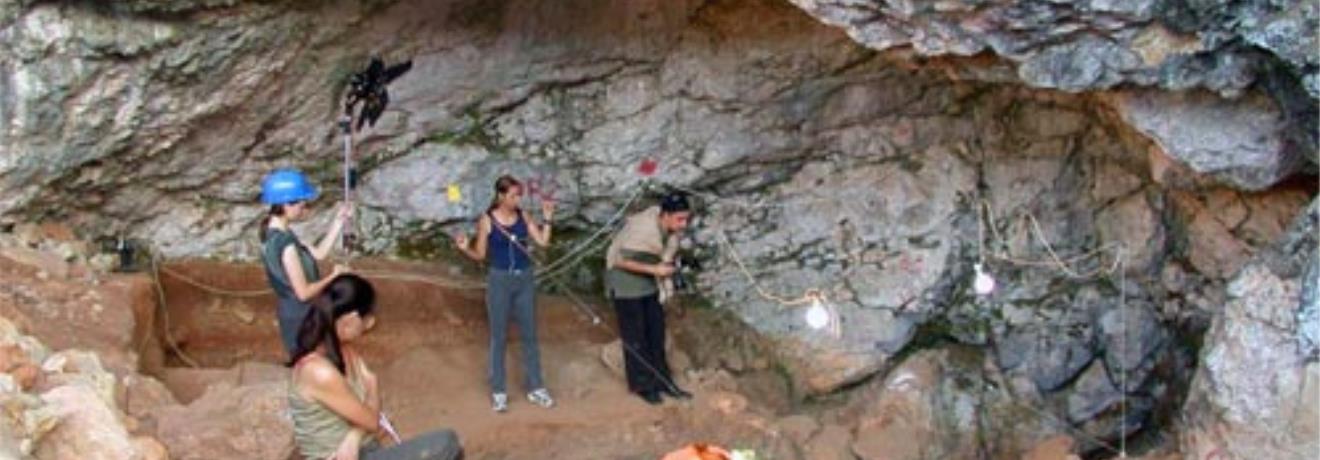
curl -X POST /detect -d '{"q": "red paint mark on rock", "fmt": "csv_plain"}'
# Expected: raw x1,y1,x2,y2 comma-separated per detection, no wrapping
638,158,658,176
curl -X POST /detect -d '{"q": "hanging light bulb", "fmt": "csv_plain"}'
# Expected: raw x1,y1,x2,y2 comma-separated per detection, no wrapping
730,449,757,460
805,294,831,330
973,262,996,295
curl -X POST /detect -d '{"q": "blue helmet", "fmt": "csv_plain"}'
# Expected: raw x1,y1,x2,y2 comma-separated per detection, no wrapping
260,169,319,205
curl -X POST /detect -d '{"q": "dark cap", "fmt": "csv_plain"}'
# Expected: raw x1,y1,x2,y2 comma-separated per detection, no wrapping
660,192,691,213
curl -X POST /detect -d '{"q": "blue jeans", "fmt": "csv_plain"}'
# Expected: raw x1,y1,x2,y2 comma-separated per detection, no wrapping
485,269,544,393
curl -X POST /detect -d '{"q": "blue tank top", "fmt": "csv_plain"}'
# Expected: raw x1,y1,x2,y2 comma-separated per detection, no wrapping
487,210,532,271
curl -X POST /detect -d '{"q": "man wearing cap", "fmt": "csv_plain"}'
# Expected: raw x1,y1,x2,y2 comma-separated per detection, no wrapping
605,193,694,405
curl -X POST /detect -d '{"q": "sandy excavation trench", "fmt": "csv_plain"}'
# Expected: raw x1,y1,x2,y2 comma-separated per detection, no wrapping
142,258,803,459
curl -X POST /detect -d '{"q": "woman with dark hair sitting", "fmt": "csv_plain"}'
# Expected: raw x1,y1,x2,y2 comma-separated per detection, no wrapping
288,274,463,460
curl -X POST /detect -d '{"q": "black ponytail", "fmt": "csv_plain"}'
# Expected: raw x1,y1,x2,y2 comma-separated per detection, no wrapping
288,298,345,372
259,205,285,243
286,274,378,374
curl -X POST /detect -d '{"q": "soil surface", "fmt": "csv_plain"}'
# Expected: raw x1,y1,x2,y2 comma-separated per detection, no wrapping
153,259,794,460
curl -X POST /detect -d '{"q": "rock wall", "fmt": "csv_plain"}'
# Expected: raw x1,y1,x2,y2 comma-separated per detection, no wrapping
0,0,1312,253
785,0,1318,95
0,232,294,460
0,0,1316,457
786,0,1319,189
690,71,1310,451
0,238,165,460
1180,199,1319,460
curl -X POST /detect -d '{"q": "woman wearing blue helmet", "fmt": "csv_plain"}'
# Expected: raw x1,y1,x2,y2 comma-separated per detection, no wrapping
259,168,353,357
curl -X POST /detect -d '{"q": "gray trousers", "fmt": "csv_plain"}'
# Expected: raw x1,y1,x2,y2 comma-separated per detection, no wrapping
277,297,308,358
485,269,544,393
360,430,463,460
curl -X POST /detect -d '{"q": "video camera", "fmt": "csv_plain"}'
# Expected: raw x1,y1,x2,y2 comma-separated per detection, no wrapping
671,254,701,294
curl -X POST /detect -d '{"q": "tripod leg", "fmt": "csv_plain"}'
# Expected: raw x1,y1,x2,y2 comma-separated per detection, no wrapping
340,116,357,252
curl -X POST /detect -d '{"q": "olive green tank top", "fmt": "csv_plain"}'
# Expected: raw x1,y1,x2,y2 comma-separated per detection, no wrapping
289,357,371,459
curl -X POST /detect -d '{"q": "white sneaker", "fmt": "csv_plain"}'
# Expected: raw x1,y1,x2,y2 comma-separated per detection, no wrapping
492,392,509,413
527,388,554,408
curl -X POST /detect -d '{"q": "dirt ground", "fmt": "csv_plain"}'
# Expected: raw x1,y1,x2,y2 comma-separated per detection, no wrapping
152,259,797,460
3,249,1161,460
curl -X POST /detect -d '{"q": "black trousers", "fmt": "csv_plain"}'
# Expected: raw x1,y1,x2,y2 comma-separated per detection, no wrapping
612,293,673,394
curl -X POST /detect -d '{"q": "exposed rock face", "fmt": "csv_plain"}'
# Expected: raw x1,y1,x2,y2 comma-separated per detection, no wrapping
846,348,1054,459
784,0,1317,95
0,235,155,377
1022,436,1081,460
699,144,975,392
0,318,60,459
1182,199,1320,459
151,381,295,460
2,315,163,460
0,0,1310,250
36,382,144,460
691,78,1183,440
0,0,1315,457
1113,90,1308,191
783,0,1319,189
804,424,855,460
121,374,178,436
159,361,286,404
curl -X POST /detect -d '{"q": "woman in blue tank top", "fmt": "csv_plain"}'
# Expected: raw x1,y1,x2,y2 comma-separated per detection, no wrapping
455,175,557,413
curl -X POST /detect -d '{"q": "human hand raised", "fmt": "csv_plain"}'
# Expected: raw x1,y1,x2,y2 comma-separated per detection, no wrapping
330,264,351,279
541,200,556,222
336,202,355,223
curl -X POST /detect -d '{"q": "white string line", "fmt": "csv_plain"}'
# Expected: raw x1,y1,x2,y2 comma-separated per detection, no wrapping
689,184,1125,309
148,257,203,368
978,199,1133,455
537,187,647,275
694,184,1127,347
712,228,817,307
154,187,645,296
704,188,1139,454
160,264,489,293
535,236,613,283
483,194,691,393
157,265,278,297
1120,247,1128,458
178,175,1144,452
353,270,486,290
981,201,1123,278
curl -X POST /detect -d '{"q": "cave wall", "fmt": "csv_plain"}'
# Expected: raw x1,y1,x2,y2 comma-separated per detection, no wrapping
788,0,1320,190
1,0,1316,457
0,0,1313,254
